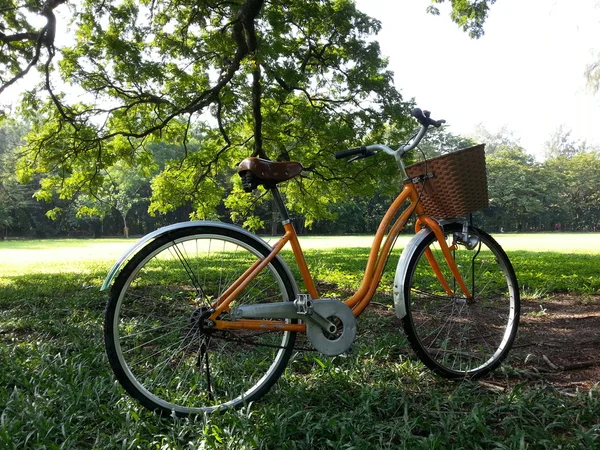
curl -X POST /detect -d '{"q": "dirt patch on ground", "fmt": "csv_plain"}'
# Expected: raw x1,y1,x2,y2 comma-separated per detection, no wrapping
364,293,600,393
503,294,600,392
317,284,600,393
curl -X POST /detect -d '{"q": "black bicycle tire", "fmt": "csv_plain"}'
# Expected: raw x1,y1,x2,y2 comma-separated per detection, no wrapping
104,225,297,416
401,223,520,379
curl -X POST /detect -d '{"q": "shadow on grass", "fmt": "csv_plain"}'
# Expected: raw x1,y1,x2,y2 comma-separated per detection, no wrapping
0,255,599,449
0,270,125,448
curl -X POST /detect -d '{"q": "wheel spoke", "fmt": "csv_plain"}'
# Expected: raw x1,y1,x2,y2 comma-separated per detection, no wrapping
105,229,296,415
402,224,519,378
169,243,206,298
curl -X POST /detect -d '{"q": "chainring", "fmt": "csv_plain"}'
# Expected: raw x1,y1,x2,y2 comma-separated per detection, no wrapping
305,299,357,356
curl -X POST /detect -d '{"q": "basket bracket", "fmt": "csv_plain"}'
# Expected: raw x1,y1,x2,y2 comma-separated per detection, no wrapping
410,173,434,184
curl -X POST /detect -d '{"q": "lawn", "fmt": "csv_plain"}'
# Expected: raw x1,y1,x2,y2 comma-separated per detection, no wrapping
0,234,599,449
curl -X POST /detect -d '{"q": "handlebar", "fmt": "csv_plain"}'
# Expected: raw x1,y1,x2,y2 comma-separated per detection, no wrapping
334,146,377,161
336,107,446,163
335,146,367,159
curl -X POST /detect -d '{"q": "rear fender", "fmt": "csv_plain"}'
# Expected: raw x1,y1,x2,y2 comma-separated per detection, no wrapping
100,221,298,297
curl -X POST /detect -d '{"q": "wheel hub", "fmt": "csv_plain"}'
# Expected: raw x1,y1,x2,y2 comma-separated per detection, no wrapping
190,306,214,332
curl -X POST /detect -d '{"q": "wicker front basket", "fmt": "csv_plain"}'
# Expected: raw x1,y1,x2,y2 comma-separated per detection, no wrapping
405,144,489,219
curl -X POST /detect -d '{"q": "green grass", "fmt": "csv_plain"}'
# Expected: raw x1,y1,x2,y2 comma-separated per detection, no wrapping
492,232,600,254
0,235,599,449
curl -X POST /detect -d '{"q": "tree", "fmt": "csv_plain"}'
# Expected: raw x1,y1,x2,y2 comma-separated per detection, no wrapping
3,0,415,225
417,128,475,157
427,0,497,38
544,126,587,159
77,163,149,238
586,51,600,92
470,124,521,155
585,0,600,94
545,151,600,231
1,0,499,228
484,145,555,232
0,119,44,237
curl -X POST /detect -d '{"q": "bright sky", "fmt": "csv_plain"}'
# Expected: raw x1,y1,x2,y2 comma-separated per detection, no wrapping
3,1,599,159
355,0,600,158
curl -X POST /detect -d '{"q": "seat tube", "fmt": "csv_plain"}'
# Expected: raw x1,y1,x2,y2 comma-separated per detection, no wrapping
270,187,319,299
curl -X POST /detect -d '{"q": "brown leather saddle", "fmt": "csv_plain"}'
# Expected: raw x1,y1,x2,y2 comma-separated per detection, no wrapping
238,157,303,192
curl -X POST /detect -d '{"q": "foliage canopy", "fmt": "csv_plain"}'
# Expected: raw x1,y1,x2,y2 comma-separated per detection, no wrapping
1,0,497,226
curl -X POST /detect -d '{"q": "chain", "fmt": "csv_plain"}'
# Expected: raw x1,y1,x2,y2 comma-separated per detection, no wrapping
207,329,318,352
206,328,367,354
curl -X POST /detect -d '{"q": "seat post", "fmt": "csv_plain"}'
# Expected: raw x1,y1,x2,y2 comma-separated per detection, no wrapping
270,187,291,225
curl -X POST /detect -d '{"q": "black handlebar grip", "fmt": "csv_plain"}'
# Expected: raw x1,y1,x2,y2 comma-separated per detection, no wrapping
335,146,367,159
411,107,427,124
411,107,445,128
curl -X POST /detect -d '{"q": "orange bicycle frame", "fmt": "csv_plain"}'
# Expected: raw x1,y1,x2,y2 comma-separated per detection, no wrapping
209,182,471,332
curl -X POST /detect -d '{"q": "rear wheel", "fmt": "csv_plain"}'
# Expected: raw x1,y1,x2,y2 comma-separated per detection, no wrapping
402,223,519,378
104,226,297,416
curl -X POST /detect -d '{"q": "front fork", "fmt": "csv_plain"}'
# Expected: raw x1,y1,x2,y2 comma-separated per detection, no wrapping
415,217,474,300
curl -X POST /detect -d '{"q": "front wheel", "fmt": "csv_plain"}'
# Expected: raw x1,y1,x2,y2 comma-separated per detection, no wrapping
104,225,297,416
401,223,519,379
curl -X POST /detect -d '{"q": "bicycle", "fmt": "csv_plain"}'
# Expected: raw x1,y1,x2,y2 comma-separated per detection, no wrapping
101,108,520,416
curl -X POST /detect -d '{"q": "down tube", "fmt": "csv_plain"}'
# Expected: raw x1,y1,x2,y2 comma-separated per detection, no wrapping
345,185,419,311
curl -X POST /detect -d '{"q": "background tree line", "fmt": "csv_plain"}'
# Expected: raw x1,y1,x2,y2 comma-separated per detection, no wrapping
1,117,598,239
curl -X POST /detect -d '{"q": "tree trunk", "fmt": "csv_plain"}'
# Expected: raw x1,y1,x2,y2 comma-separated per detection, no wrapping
92,218,103,238
122,213,129,238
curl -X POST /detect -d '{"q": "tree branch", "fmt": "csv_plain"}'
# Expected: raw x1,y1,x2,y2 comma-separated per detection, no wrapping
216,97,231,146
0,31,45,96
0,31,40,43
251,63,265,158
0,0,66,95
